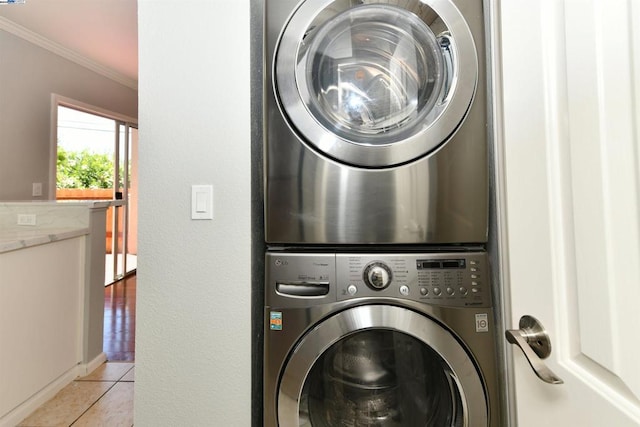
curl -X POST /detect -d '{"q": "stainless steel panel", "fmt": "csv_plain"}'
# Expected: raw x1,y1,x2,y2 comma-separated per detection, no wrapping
265,251,491,308
264,0,488,245
265,127,487,243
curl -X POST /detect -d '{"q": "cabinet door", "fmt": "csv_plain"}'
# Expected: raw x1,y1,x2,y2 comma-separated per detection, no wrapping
497,0,640,424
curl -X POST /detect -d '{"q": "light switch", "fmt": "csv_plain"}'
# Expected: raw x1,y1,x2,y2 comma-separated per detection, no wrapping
32,182,42,197
195,191,207,213
191,185,213,220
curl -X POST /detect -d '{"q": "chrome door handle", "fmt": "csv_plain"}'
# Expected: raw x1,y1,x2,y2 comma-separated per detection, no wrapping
506,315,564,385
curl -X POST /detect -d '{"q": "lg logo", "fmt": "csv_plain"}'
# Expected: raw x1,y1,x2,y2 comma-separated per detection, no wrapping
274,259,288,267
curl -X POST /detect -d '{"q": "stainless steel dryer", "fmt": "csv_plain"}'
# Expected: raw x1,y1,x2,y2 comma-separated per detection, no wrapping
264,251,500,426
265,0,488,245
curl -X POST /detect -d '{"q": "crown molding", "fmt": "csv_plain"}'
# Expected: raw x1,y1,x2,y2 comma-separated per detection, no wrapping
0,16,138,90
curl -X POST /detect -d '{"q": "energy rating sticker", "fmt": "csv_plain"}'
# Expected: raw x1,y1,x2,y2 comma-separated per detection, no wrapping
475,313,489,332
270,311,283,331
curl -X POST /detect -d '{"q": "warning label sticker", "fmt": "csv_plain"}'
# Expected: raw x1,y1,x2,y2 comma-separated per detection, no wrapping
270,311,283,331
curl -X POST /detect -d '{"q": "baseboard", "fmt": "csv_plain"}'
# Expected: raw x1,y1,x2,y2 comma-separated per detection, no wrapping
0,366,78,427
0,354,107,427
78,352,108,377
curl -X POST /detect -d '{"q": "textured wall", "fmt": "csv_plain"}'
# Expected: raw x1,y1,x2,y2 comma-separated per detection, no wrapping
0,30,137,200
135,1,252,425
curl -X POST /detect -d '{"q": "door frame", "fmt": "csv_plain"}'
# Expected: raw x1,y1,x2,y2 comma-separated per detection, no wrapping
49,94,138,198
50,94,139,283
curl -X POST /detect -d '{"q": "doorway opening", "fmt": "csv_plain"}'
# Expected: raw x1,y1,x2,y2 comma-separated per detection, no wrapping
53,97,138,285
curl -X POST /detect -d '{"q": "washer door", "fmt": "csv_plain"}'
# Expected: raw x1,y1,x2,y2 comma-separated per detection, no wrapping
277,305,487,426
275,0,478,167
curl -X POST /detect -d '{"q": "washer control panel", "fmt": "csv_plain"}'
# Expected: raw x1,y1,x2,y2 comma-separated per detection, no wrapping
335,252,490,308
266,251,491,308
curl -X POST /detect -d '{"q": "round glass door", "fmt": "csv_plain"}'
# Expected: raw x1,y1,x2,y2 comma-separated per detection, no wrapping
300,4,444,144
301,330,463,426
277,305,487,426
275,0,478,167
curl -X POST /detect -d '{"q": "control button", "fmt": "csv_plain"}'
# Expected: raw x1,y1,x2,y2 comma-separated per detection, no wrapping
363,262,393,290
471,274,479,279
433,287,442,296
459,287,468,295
470,260,479,265
470,267,479,272
446,287,455,296
347,285,358,296
420,287,429,296
399,285,410,296
471,287,480,293
471,281,480,286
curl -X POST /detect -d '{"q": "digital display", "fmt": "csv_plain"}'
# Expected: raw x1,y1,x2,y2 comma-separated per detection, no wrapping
416,259,466,270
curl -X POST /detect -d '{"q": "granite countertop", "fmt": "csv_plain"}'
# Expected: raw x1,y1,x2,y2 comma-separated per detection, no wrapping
0,227,89,254
0,199,121,254
0,200,125,209
55,200,125,208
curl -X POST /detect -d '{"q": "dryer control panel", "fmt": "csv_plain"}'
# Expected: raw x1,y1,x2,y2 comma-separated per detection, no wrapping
266,251,491,308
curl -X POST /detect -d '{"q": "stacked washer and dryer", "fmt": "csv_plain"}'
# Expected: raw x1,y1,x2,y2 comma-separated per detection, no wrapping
263,0,500,425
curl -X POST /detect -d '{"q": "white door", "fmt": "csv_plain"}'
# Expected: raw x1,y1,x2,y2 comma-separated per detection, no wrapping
496,0,640,425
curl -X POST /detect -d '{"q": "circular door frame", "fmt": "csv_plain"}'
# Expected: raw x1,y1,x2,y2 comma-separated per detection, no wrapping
277,304,488,426
274,0,479,168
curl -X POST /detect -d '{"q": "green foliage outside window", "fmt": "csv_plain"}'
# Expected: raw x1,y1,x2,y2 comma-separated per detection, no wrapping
57,146,118,189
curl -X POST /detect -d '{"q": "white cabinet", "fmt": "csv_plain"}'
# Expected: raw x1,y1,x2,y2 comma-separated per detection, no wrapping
0,237,84,422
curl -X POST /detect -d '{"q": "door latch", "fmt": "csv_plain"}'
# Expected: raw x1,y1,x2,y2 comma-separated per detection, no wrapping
506,315,564,384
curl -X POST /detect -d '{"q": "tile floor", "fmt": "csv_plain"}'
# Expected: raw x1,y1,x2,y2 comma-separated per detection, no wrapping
17,362,134,427
17,275,137,426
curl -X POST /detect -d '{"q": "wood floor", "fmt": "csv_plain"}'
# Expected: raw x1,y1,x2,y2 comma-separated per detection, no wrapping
104,274,136,361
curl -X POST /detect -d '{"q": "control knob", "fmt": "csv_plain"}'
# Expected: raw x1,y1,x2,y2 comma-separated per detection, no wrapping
363,262,392,290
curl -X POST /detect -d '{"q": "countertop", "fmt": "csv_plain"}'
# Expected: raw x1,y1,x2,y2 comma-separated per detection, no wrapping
0,200,122,254
0,199,125,209
0,227,89,254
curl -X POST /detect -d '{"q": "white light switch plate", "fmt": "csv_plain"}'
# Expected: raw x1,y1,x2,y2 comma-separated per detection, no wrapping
191,185,213,220
32,182,42,197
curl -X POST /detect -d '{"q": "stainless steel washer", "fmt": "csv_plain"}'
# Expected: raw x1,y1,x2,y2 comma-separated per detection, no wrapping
264,251,500,426
264,0,488,245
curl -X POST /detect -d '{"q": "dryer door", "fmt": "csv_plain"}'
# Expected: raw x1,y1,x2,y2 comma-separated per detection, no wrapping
274,0,478,168
277,305,487,426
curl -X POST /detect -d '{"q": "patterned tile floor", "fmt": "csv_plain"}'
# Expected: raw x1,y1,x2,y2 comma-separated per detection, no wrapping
18,363,134,427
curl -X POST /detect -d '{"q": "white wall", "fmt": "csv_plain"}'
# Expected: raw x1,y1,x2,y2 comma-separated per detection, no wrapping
136,1,252,425
0,30,137,200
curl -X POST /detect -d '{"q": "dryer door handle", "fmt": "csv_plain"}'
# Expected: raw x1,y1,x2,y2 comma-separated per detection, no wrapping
506,315,564,385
